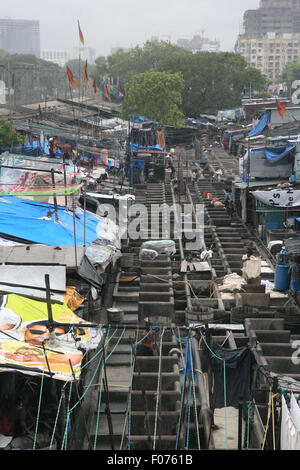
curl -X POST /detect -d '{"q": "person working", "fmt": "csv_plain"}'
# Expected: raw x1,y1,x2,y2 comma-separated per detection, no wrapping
137,328,156,356
242,248,255,267
49,137,57,158
62,142,72,160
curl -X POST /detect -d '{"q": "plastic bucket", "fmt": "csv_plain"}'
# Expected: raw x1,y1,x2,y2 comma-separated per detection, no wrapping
274,263,290,291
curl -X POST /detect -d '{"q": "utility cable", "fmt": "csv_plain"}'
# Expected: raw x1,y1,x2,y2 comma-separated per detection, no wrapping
189,335,201,450
197,327,228,450
153,327,166,451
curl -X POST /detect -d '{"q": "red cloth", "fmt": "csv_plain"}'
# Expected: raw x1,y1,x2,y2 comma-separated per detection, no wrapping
0,416,14,436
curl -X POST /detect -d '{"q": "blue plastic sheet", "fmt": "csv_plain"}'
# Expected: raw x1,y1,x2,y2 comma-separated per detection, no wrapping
130,143,165,151
264,145,295,163
0,197,111,247
248,111,270,137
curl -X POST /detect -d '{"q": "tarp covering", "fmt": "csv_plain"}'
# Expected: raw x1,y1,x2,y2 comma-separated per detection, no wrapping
0,294,103,381
130,143,165,152
248,111,270,137
264,145,295,163
0,197,119,247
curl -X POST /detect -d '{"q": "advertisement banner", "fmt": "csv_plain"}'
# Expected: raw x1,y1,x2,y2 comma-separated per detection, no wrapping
0,294,102,382
252,189,300,208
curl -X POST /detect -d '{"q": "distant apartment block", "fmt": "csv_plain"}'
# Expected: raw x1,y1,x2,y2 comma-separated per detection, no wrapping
41,50,70,67
73,47,96,64
237,0,300,81
237,33,300,81
177,35,220,53
0,18,40,57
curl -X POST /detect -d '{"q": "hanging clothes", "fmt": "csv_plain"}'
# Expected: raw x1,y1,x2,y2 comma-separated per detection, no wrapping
281,393,300,450
209,339,251,409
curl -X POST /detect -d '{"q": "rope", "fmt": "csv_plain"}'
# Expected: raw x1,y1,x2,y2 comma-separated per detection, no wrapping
93,327,126,450
261,389,272,451
57,327,116,449
176,327,185,364
126,339,137,450
186,378,192,449
33,355,46,450
49,387,65,450
153,327,166,450
125,327,159,450
197,327,229,450
189,336,201,450
271,392,278,450
245,401,252,450
175,329,190,450
61,381,73,450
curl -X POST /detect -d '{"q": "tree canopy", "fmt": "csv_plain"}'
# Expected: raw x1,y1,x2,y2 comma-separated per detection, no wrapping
121,71,185,127
280,61,300,86
0,119,22,151
92,41,268,116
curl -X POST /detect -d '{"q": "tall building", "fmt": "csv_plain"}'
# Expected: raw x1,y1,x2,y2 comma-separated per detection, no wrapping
73,47,96,64
236,0,300,81
0,19,40,57
177,35,220,53
41,50,70,67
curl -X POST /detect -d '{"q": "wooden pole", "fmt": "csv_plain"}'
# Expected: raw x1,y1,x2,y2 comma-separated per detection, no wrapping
45,274,54,328
51,169,59,222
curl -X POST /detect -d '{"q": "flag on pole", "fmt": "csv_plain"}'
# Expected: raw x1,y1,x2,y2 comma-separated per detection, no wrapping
93,79,98,93
66,66,79,89
84,60,90,88
276,98,286,119
104,84,111,101
78,20,85,46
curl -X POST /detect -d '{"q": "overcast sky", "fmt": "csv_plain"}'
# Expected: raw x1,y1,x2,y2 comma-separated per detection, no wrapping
1,0,260,57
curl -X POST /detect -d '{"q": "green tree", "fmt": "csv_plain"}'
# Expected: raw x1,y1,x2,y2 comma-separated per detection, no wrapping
279,61,300,95
121,71,185,127
94,42,267,116
0,119,22,151
90,55,108,83
0,53,66,104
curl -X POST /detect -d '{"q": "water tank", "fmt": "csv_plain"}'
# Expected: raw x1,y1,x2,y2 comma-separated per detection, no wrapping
274,263,290,291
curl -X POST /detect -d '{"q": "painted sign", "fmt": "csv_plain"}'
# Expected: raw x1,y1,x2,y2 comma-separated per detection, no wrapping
252,189,300,208
0,294,102,382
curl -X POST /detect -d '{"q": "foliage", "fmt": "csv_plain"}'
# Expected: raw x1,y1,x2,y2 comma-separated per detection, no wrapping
280,61,300,86
0,119,23,151
93,41,267,116
0,53,66,103
121,71,185,127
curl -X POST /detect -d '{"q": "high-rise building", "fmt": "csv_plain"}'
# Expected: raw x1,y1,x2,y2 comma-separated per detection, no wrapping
0,19,40,57
41,50,70,67
236,0,300,81
177,35,220,53
73,47,96,64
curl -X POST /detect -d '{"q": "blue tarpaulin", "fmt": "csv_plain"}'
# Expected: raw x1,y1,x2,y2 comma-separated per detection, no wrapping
0,197,112,247
264,145,295,163
130,143,165,151
248,111,270,137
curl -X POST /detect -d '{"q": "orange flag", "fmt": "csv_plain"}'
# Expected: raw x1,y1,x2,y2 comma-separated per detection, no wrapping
276,98,286,119
84,60,90,88
104,85,111,101
78,20,85,46
66,65,79,89
93,79,98,93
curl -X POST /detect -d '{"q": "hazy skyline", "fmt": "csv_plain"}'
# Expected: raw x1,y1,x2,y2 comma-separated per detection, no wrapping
1,0,260,57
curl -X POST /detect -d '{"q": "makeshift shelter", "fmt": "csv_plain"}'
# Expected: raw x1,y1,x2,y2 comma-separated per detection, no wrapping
239,145,295,180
